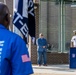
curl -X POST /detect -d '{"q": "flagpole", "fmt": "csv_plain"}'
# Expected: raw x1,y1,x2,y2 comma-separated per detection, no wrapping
4,0,6,4
13,0,14,32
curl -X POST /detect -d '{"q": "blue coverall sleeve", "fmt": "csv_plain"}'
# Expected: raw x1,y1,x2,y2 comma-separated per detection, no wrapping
11,36,33,75
36,39,43,46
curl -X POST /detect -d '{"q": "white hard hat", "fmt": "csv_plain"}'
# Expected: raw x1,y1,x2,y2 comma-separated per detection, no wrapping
73,30,76,33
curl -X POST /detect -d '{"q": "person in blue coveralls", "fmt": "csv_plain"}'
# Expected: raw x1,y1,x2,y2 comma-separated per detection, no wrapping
36,33,47,66
0,2,33,75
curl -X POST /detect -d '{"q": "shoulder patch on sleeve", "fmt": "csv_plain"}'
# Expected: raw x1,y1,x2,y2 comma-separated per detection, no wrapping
21,54,30,62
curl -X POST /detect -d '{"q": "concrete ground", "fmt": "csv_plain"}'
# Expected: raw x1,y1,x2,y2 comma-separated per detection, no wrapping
31,64,76,75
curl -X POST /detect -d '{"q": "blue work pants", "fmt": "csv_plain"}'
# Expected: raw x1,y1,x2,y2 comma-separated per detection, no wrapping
37,51,47,65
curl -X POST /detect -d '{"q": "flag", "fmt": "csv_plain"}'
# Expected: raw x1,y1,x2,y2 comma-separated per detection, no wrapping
28,0,36,44
13,0,36,44
21,54,30,62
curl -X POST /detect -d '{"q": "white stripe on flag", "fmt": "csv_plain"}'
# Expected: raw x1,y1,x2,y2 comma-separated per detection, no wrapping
14,0,19,12
23,0,28,18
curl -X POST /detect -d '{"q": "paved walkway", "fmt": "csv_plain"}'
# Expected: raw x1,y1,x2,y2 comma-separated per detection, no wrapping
32,64,76,75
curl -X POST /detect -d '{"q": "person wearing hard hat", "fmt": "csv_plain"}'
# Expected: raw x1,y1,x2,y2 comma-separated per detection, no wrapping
71,30,76,47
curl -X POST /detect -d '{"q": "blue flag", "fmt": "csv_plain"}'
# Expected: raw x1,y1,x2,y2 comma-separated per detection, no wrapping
13,0,35,44
28,0,36,44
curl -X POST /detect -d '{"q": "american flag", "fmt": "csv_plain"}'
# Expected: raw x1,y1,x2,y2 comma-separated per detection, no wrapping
21,54,30,62
13,0,35,44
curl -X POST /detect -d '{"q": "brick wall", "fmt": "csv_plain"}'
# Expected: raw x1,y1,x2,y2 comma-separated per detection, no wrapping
31,3,39,64
47,53,69,64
